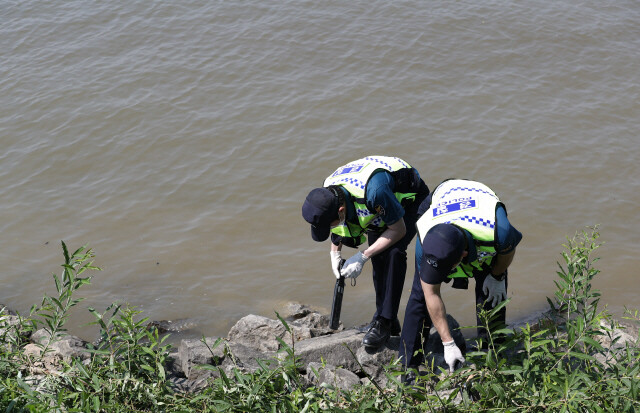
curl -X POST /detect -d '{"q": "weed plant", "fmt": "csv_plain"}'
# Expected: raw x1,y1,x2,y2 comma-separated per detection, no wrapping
0,228,638,412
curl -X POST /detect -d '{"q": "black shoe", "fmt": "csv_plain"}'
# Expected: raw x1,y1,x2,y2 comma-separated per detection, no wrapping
362,318,391,349
357,320,374,333
358,318,401,335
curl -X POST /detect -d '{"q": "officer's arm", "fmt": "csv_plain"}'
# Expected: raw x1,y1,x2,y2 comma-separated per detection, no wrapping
491,248,515,276
421,280,453,342
362,218,406,258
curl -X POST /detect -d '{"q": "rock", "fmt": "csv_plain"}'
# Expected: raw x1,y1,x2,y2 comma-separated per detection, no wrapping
355,336,400,388
28,329,90,363
291,311,334,337
280,303,335,336
165,348,183,376
292,329,364,372
0,304,17,316
593,319,638,365
228,314,312,352
178,337,225,379
282,303,312,320
23,331,90,375
169,374,213,394
306,362,361,391
597,319,637,351
0,313,21,350
147,318,198,334
220,341,276,375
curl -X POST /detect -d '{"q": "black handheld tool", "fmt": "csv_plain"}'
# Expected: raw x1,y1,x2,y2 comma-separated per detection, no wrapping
329,259,346,330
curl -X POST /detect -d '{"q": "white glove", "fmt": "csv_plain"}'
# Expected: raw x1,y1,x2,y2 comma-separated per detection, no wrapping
330,251,343,279
340,251,369,279
482,275,507,307
443,340,465,372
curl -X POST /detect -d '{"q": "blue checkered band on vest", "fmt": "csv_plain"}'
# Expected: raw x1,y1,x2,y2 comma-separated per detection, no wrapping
363,156,410,171
441,185,499,200
449,215,495,229
332,176,367,189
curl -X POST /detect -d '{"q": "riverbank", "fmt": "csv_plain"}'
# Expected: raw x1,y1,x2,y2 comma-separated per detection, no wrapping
2,297,638,393
1,229,639,411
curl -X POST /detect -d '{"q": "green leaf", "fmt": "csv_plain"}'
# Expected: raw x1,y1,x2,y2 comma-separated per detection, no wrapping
140,346,156,356
62,240,70,264
580,336,604,351
531,339,556,349
157,361,165,381
499,368,524,375
491,328,514,336
568,351,596,361
70,244,87,259
488,298,510,317
275,311,291,333
51,297,66,311
53,273,62,294
490,383,506,399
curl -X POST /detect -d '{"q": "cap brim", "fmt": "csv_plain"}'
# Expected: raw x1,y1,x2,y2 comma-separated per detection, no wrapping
310,225,330,242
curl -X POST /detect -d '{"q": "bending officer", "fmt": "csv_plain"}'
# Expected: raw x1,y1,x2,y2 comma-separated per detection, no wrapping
302,156,429,349
399,179,522,376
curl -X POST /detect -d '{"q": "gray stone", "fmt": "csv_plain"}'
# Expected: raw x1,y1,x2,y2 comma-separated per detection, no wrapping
220,341,275,375
292,311,334,337
165,348,183,376
306,362,361,391
597,319,637,351
292,329,364,372
27,329,90,362
0,313,21,349
355,336,400,387
0,304,16,316
147,318,198,334
282,303,312,320
178,337,225,379
228,314,312,352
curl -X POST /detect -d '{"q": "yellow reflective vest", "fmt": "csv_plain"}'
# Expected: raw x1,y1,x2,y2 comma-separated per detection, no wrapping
324,156,418,245
416,179,502,279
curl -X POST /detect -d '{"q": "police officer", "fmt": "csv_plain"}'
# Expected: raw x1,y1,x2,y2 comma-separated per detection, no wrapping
302,156,429,349
399,179,522,376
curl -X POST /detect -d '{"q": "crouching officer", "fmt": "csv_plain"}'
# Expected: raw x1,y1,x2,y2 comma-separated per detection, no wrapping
398,179,522,376
302,156,429,349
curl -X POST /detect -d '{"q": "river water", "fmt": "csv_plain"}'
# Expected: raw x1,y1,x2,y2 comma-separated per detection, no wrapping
2,1,639,341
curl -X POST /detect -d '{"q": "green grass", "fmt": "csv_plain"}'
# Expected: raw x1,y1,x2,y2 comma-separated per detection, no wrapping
1,228,639,412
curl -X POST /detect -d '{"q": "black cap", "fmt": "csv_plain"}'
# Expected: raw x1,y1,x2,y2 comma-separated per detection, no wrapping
302,188,339,242
419,223,466,283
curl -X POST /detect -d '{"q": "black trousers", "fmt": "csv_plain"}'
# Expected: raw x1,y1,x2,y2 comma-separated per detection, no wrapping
398,267,508,368
366,186,428,323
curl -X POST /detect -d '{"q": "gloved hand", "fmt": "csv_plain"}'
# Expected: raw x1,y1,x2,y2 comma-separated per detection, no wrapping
330,251,343,279
443,340,465,372
482,275,507,307
340,251,369,279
